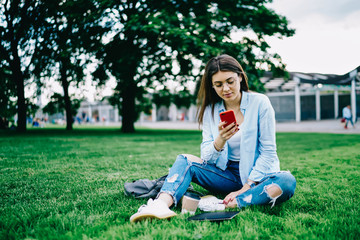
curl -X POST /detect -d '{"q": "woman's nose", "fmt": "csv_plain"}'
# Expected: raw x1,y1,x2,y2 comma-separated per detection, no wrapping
223,83,230,91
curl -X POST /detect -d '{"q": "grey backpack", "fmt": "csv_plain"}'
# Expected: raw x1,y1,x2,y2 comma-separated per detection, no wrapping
124,175,202,199
124,175,168,199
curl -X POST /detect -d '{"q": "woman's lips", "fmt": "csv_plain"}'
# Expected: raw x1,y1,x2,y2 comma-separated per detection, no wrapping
224,93,232,98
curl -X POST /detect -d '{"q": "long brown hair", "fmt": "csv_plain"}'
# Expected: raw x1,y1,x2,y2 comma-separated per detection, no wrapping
196,54,249,125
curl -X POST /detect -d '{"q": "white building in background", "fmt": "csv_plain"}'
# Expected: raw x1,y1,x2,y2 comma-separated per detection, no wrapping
76,99,120,124
75,99,197,125
151,103,197,122
70,65,359,125
263,66,360,123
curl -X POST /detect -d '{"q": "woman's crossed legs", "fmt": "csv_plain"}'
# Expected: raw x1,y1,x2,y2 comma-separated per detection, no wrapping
159,154,296,209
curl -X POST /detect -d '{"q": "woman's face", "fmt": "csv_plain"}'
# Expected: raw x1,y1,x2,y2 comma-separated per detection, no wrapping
211,71,241,102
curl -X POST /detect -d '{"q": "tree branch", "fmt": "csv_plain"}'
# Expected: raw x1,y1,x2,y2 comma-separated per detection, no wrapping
16,0,32,41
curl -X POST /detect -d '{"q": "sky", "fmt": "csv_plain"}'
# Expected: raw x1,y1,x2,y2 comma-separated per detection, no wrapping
265,0,360,75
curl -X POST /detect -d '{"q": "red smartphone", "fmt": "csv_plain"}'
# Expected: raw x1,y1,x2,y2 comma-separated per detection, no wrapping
220,110,237,128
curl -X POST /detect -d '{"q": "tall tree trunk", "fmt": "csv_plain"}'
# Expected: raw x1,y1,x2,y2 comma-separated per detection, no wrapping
11,43,26,132
121,80,137,133
60,60,73,130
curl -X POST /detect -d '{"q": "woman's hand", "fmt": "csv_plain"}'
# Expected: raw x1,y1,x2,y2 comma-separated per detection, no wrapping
223,184,251,208
213,121,239,151
218,121,239,141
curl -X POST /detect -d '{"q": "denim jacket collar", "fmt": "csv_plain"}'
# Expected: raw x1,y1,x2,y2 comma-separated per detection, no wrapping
217,91,250,114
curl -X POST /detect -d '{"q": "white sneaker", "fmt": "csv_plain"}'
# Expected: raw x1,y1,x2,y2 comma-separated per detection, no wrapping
198,195,225,212
130,199,177,223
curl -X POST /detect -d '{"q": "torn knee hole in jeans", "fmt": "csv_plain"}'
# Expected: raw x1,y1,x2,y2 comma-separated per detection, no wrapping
243,194,252,203
261,183,283,207
167,174,178,183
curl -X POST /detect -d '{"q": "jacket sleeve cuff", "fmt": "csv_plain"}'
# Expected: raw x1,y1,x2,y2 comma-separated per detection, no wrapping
208,143,222,163
201,143,222,163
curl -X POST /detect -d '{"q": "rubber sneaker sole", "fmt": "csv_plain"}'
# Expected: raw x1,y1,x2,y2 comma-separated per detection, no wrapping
130,211,177,223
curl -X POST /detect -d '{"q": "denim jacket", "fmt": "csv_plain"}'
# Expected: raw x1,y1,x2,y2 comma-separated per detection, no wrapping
200,91,280,184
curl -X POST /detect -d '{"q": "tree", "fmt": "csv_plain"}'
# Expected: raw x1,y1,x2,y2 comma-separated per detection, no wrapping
0,0,46,131
0,63,17,122
42,93,81,118
32,0,107,130
152,89,173,109
95,0,294,133
107,84,152,123
172,88,195,109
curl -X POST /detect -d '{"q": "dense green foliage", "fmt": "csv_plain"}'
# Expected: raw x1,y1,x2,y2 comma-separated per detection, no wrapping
152,89,173,108
0,0,47,131
1,0,294,132
42,93,82,117
152,88,194,109
95,0,294,132
0,129,359,239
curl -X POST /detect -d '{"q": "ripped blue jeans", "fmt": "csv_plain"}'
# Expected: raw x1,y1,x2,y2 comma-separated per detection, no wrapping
160,154,296,208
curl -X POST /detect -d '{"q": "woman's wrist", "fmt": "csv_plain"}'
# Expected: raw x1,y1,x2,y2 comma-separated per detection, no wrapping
213,138,225,151
246,179,257,188
213,141,223,151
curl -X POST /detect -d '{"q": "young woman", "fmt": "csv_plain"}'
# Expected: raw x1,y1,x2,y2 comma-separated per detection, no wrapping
130,54,296,222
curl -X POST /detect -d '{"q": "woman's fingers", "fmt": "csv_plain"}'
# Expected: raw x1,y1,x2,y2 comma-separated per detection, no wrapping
218,121,237,131
225,199,238,208
219,123,239,140
224,191,239,204
218,121,227,130
224,197,233,205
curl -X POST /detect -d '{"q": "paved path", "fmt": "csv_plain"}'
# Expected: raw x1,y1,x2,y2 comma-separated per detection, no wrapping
275,119,358,134
136,119,359,134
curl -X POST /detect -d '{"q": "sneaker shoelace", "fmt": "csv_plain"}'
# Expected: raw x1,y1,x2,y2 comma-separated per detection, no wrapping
137,199,154,213
199,197,225,211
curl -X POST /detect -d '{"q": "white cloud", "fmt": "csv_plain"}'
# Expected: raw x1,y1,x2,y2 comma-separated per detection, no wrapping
266,0,360,74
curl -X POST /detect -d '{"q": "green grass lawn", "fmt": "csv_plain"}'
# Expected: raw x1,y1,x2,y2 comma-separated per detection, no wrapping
1,127,360,239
